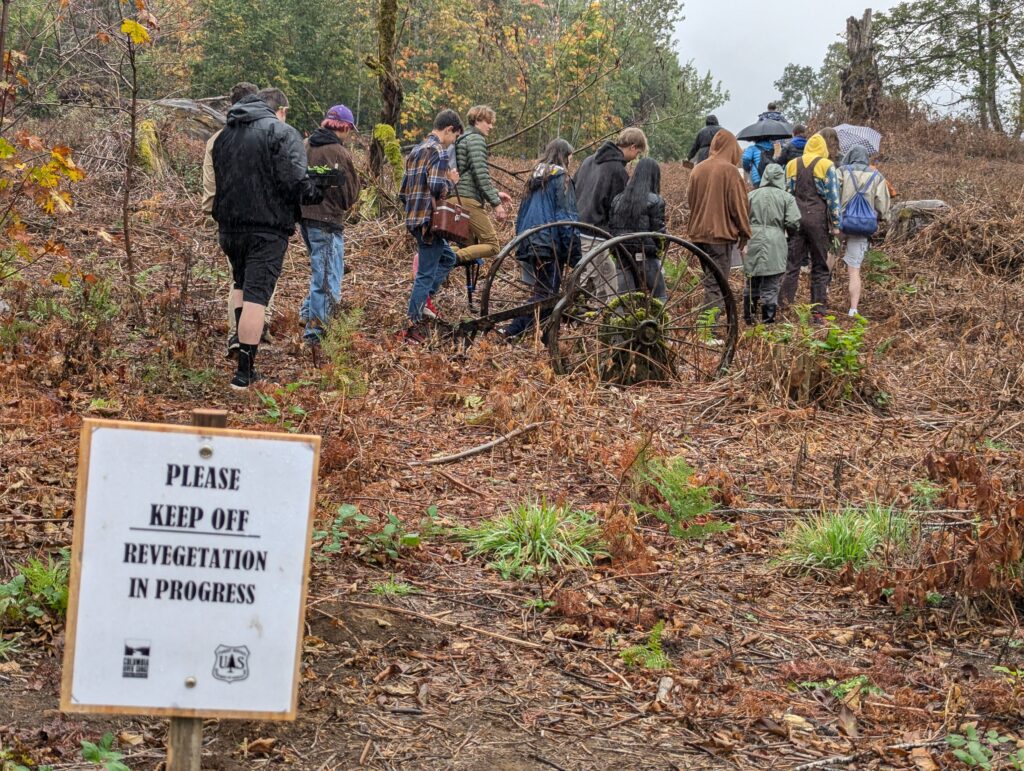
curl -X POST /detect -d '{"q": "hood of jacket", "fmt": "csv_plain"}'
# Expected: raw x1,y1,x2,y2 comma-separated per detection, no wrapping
791,136,807,152
308,127,342,148
708,129,741,166
754,139,774,152
799,134,835,181
841,145,870,169
592,141,626,165
528,163,567,191
225,96,276,126
759,163,785,190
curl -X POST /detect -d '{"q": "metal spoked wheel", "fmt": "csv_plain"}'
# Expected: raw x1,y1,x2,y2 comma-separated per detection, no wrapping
475,222,639,338
546,233,738,384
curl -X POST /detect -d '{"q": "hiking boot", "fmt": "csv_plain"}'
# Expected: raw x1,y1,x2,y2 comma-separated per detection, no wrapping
743,296,758,326
225,332,240,360
422,297,439,320
761,303,777,324
812,311,826,326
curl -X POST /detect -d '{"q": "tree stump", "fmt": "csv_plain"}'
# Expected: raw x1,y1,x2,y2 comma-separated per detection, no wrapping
841,9,883,122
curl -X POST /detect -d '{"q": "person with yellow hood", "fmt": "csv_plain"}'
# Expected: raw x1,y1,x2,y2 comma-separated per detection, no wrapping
687,129,751,335
779,133,841,320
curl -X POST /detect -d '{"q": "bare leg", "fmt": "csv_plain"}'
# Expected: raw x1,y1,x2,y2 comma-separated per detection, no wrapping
228,289,242,328
848,265,862,313
238,300,266,345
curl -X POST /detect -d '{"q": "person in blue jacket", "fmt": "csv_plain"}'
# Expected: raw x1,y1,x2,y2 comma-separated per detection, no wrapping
502,138,581,339
742,139,776,187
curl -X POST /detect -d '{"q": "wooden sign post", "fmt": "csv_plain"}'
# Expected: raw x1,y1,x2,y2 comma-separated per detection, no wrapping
61,409,320,769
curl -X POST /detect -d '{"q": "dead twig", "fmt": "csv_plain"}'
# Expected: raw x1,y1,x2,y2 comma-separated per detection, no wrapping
408,422,545,466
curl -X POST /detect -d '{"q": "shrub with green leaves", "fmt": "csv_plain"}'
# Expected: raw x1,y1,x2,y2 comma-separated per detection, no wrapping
620,620,670,670
632,456,730,540
945,724,1024,770
81,733,130,771
0,550,70,624
779,503,913,571
454,500,606,580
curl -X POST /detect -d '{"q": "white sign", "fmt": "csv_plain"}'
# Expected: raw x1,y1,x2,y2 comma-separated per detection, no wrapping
61,419,320,720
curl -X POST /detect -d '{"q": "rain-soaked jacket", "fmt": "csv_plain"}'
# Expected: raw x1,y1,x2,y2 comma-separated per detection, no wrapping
784,133,841,229
515,164,581,261
686,129,752,245
212,96,310,235
745,164,801,276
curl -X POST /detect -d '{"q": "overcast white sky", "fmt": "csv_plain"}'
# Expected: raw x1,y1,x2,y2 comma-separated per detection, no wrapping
674,1,900,133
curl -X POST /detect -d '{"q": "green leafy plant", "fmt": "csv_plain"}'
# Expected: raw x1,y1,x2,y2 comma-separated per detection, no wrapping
981,437,1012,452
778,503,913,571
313,504,371,556
910,479,943,508
257,381,311,432
619,620,670,670
523,598,555,611
945,724,1022,770
632,456,730,540
321,307,366,395
1,550,70,623
696,306,721,343
81,733,130,771
798,674,883,699
371,577,418,597
360,513,422,563
454,500,606,580
863,248,895,284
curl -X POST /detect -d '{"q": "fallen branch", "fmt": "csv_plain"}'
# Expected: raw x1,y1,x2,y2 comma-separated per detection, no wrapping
408,422,544,466
342,598,545,650
434,467,488,498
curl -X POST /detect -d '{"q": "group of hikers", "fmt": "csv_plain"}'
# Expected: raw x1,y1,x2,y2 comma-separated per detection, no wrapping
206,84,891,389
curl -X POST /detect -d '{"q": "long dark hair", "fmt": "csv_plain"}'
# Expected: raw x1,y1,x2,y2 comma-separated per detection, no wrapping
526,137,573,193
616,157,661,224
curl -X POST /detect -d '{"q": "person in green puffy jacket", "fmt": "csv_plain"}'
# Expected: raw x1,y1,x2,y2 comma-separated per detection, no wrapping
743,163,800,324
454,105,511,265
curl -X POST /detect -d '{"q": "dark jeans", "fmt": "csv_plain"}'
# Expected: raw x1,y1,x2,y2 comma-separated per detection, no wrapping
695,242,733,318
780,217,831,310
408,230,457,322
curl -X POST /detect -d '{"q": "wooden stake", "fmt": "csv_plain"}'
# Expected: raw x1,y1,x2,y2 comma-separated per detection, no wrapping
165,408,228,771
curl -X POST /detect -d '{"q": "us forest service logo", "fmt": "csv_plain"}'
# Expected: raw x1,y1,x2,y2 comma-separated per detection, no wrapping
212,644,250,683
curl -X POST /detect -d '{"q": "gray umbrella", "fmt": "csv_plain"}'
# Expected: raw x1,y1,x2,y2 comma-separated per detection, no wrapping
735,118,794,142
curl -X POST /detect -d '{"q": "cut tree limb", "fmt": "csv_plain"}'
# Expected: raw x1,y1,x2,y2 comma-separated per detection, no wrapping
408,422,544,466
341,599,545,650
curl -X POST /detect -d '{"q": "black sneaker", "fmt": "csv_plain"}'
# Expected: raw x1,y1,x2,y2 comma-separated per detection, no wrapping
225,333,240,360
229,368,264,390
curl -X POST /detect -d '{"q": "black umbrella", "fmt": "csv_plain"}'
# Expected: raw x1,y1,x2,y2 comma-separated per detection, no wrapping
736,118,793,142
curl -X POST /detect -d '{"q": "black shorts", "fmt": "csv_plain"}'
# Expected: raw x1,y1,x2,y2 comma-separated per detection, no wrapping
219,231,288,306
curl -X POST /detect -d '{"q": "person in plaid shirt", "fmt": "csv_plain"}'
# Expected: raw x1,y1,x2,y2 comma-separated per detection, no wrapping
400,109,464,341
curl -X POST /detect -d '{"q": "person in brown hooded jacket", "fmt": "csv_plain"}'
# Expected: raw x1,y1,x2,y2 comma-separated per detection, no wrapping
687,129,751,330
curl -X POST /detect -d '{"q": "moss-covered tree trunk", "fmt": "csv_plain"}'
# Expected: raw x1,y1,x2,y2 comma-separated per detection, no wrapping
367,0,403,178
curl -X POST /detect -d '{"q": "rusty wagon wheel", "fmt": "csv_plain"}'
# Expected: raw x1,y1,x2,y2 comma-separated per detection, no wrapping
546,233,738,384
475,221,639,337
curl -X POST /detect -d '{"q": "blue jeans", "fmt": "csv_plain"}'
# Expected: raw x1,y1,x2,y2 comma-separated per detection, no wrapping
505,251,562,337
408,230,456,322
300,223,344,341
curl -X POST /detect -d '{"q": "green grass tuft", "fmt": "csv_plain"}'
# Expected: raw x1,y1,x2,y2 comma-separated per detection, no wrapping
779,503,913,571
454,500,606,580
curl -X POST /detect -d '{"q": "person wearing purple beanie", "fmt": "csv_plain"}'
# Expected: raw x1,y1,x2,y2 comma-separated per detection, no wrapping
298,104,361,345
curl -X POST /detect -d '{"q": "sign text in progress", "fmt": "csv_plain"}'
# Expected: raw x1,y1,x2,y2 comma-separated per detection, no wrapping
62,419,320,720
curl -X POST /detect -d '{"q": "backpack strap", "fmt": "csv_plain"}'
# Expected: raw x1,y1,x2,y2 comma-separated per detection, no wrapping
848,168,878,196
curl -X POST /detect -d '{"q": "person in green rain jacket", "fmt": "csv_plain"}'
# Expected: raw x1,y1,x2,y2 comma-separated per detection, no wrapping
743,163,800,324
